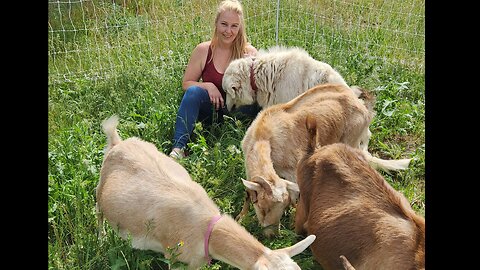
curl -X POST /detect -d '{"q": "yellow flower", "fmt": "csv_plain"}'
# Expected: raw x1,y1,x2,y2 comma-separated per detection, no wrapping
178,240,184,247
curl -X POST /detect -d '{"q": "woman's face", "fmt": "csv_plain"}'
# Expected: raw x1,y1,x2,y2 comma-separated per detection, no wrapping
216,10,241,45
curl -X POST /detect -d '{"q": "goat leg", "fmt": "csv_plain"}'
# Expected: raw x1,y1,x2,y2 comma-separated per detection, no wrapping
235,190,251,222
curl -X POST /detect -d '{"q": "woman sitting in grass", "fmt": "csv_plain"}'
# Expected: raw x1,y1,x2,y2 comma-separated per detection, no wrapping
169,0,259,159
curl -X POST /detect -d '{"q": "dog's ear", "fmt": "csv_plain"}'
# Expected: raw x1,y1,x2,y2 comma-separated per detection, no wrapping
229,84,239,98
240,58,250,74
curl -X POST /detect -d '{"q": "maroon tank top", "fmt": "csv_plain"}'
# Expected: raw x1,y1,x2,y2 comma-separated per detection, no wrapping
201,46,226,99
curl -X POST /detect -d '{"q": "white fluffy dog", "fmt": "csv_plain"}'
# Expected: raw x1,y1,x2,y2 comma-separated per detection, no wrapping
222,46,357,111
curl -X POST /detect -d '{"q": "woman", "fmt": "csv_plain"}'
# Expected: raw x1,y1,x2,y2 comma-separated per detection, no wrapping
170,0,259,159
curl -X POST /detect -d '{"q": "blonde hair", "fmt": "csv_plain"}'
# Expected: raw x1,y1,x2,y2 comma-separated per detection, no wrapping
210,0,248,61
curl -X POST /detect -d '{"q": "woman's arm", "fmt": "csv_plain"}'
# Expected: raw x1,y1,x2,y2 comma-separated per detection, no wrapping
182,42,209,91
181,41,223,109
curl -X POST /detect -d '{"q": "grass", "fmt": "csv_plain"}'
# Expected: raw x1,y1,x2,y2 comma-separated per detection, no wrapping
48,0,424,269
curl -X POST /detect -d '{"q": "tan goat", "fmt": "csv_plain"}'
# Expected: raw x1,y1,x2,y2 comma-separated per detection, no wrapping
237,83,411,237
95,115,316,270
294,117,425,270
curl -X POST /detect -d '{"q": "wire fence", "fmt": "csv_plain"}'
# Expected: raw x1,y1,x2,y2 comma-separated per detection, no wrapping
48,0,425,86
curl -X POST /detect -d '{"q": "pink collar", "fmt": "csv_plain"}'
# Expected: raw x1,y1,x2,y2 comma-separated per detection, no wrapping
250,61,258,92
204,215,222,265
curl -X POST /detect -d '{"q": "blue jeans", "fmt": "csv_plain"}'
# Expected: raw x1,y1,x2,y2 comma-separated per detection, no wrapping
172,85,260,149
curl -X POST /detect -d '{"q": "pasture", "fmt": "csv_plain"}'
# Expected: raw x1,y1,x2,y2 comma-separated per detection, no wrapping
48,0,425,269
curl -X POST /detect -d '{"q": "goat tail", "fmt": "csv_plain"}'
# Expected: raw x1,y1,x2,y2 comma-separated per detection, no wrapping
101,115,122,153
363,150,411,172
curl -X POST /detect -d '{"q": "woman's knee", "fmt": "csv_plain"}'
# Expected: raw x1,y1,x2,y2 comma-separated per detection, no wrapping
183,86,209,103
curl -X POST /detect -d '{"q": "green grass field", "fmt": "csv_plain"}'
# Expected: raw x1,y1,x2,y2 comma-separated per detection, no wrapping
48,0,424,269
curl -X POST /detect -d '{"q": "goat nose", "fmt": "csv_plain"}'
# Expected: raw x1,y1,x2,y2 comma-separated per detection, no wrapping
262,224,280,238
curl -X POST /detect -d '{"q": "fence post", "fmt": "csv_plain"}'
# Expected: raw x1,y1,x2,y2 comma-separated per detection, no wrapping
275,0,280,45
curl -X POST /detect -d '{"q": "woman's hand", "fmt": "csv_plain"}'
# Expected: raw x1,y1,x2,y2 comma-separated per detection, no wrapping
205,82,224,111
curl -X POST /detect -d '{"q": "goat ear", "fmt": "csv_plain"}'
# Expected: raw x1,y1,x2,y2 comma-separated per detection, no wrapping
284,180,299,193
284,180,300,203
242,178,261,191
279,234,316,257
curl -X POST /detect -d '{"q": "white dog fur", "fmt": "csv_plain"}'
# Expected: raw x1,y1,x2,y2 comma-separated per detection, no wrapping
222,46,358,111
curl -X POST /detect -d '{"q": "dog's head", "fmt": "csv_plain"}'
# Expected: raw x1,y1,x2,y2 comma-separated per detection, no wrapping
223,57,256,111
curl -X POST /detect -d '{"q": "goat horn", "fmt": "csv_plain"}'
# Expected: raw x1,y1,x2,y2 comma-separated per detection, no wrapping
251,176,273,195
279,234,316,257
340,255,356,270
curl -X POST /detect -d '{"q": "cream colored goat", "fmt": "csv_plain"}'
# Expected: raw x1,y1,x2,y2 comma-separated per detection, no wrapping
237,84,411,236
95,115,316,270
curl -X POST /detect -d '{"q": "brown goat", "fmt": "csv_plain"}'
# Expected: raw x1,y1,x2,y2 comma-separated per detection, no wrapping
294,117,425,270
